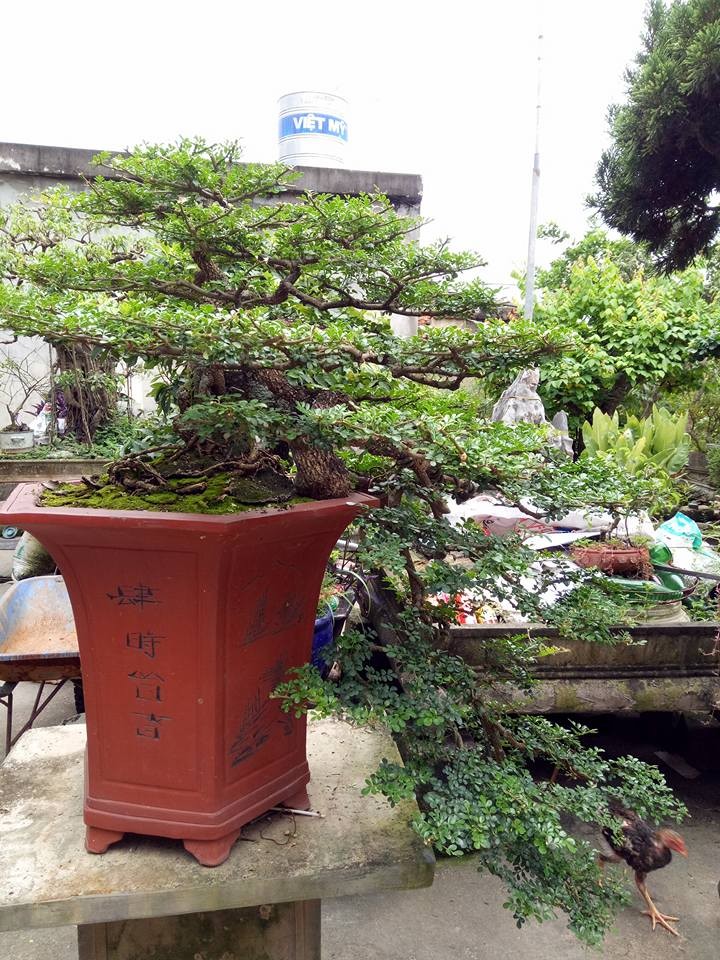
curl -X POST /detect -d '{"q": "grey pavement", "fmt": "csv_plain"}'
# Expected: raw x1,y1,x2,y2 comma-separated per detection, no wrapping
2,842,718,960
1,534,719,959
1,706,718,959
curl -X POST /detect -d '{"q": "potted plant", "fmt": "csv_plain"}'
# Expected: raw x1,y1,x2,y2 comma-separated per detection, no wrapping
570,536,652,576
0,142,687,942
311,565,365,671
0,354,49,454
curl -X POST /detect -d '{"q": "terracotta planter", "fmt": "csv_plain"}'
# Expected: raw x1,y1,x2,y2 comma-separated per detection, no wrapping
1,483,375,866
570,543,650,575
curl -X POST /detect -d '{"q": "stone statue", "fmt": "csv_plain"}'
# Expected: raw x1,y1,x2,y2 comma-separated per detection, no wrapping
491,369,546,425
491,368,573,455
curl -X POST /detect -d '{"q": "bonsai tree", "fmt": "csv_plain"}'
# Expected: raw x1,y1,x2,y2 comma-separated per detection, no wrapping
52,341,120,444
0,140,685,943
0,351,50,432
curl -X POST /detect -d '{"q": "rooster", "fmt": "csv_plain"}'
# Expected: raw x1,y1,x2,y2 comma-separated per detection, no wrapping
599,801,687,936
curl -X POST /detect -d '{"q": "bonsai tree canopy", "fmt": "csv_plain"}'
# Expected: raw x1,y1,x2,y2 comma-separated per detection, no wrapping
0,139,552,506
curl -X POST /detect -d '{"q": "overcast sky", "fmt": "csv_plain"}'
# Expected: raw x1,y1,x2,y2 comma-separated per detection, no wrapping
3,0,648,296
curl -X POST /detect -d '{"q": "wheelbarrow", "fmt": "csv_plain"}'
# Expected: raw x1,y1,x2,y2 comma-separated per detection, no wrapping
0,575,81,755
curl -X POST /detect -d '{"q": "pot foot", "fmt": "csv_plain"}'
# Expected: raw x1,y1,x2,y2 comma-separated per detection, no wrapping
281,785,311,811
183,830,242,867
85,826,125,854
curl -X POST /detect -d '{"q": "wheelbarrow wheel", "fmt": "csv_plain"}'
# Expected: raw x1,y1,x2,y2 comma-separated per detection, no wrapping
72,679,85,714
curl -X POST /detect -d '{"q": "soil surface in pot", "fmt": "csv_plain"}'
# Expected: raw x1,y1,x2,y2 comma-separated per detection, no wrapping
41,469,310,515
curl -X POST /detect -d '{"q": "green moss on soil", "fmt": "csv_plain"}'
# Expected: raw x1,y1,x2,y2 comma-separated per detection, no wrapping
40,471,310,515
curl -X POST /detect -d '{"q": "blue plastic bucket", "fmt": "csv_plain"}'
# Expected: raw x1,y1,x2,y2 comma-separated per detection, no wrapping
311,610,335,669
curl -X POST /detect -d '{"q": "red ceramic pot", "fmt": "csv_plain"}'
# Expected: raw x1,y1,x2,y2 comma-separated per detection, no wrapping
570,543,650,575
1,484,375,866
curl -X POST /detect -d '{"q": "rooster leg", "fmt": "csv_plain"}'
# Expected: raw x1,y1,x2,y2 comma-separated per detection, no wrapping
635,873,679,936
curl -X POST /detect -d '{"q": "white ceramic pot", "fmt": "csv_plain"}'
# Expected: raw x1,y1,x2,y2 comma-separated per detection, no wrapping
0,430,34,454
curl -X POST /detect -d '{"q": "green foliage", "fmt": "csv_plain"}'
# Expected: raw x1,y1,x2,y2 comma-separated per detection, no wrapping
683,579,720,621
582,406,690,474
580,406,689,514
53,367,119,399
277,621,686,946
533,225,652,290
92,413,162,457
0,140,689,944
707,445,720,488
593,0,720,269
3,413,162,461
661,356,720,455
518,229,719,428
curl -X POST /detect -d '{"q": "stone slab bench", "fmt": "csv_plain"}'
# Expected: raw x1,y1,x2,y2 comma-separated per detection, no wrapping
0,717,434,959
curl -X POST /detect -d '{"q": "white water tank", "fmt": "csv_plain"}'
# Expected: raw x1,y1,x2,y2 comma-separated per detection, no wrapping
278,91,349,168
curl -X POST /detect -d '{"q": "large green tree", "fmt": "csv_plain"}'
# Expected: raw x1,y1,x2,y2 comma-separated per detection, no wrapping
528,229,720,427
593,0,720,270
0,141,686,944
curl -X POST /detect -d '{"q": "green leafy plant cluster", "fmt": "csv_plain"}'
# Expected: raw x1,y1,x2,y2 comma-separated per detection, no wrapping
507,230,720,434
706,445,720,489
0,140,688,945
538,250,716,426
580,406,689,515
582,406,690,474
0,413,156,461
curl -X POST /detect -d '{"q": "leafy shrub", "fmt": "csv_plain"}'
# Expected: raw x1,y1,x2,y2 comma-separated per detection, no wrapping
581,406,690,475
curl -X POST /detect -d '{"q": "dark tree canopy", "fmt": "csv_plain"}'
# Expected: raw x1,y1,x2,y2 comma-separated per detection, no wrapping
593,0,720,270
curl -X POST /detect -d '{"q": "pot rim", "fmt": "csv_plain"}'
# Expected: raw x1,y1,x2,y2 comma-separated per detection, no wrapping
1,482,378,529
570,544,649,555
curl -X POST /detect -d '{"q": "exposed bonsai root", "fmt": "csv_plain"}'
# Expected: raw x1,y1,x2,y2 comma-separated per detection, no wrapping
42,444,298,513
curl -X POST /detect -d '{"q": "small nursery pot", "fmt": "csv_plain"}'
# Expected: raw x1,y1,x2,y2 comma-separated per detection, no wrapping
570,543,650,575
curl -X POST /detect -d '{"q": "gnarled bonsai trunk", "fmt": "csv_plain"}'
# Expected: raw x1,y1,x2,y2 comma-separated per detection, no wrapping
290,438,352,499
228,367,353,499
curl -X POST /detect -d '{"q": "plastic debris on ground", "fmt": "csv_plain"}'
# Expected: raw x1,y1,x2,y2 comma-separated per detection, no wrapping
444,496,554,538
443,495,720,625
429,559,578,626
445,494,655,541
655,512,720,581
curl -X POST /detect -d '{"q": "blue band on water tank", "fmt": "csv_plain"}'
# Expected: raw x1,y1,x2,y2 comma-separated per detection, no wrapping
279,113,348,141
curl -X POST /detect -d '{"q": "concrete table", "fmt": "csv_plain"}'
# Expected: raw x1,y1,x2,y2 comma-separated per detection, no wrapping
0,718,434,959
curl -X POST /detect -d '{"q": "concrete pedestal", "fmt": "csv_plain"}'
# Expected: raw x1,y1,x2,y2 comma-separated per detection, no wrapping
0,718,434,959
77,902,321,960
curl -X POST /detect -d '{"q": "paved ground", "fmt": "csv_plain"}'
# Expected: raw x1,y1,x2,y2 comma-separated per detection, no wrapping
1,696,718,959
1,537,719,958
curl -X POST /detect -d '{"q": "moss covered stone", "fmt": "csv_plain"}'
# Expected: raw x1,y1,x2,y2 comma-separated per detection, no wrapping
40,471,306,515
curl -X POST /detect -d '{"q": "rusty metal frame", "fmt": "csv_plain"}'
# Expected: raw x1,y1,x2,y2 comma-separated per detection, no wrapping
0,679,71,756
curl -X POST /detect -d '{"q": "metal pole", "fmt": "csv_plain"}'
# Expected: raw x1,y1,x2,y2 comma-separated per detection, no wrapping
524,18,543,320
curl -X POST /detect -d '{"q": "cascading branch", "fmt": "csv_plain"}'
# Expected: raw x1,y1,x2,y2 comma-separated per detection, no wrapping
0,139,685,944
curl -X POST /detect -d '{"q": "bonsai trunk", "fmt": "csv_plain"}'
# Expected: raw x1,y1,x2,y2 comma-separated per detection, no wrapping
228,367,354,500
290,439,352,499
